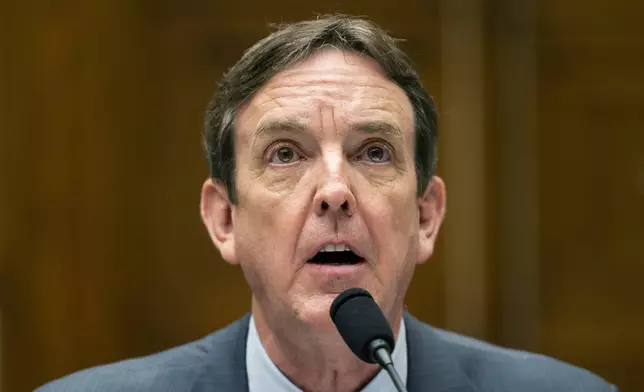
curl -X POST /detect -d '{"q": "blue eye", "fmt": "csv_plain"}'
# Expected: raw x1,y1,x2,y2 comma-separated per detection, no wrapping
269,145,302,164
358,145,391,163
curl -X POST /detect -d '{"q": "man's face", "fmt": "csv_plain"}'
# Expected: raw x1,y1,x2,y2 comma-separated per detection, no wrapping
202,49,445,328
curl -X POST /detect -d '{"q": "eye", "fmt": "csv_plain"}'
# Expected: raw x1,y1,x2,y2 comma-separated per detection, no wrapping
268,144,303,165
356,144,392,163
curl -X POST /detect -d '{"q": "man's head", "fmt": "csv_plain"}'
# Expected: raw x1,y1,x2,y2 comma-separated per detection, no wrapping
200,15,445,330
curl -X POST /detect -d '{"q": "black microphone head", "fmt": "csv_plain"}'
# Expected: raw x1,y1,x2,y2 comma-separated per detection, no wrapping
329,288,395,364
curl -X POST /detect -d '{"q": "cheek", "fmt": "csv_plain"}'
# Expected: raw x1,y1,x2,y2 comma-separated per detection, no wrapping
364,174,417,225
364,184,419,260
233,187,307,288
234,207,286,299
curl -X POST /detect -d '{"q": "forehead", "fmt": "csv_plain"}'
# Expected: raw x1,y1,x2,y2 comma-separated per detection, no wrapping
236,49,415,140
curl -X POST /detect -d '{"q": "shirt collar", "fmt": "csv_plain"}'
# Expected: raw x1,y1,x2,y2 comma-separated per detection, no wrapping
246,315,408,391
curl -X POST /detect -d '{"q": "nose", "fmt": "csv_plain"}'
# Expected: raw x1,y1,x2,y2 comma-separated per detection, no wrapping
314,178,356,218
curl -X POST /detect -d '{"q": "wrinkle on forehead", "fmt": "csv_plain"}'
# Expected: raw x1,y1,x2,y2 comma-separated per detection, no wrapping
255,80,408,115
236,50,415,142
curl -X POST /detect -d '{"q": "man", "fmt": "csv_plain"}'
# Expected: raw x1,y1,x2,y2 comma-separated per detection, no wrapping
39,15,618,392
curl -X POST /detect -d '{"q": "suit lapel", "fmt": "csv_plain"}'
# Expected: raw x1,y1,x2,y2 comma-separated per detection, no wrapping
190,314,251,392
404,313,478,392
189,313,478,392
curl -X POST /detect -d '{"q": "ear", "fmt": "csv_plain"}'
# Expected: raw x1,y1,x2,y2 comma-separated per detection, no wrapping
416,176,446,264
200,178,238,265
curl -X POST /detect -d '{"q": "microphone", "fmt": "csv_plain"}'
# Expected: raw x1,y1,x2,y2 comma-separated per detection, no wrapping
330,288,408,392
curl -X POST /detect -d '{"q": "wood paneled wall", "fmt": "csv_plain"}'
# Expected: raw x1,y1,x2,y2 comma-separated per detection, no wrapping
2,1,642,391
536,1,644,390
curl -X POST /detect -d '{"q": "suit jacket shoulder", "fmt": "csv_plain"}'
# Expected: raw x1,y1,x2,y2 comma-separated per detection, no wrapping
37,313,618,392
404,313,618,392
36,315,250,392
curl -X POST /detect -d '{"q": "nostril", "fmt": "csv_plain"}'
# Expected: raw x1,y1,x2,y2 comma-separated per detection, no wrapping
318,200,352,215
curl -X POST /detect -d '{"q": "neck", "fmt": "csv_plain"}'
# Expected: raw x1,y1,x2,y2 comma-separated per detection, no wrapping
250,298,403,392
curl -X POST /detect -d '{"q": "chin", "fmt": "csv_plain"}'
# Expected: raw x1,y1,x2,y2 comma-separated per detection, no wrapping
291,293,339,329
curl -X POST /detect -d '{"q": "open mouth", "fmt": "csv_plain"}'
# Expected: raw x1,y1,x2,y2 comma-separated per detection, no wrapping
308,245,364,266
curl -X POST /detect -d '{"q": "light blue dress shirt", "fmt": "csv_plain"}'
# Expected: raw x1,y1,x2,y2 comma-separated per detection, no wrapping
246,316,408,391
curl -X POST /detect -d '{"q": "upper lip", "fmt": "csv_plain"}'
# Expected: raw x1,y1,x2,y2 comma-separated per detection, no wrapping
304,239,367,263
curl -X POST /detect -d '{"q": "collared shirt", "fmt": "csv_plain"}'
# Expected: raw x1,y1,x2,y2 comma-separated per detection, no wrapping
246,315,408,391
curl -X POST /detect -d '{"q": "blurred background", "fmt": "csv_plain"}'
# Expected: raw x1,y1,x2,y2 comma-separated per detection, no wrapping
1,0,643,391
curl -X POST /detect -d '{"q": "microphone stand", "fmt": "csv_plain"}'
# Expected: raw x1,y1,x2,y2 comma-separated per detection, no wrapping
369,339,408,392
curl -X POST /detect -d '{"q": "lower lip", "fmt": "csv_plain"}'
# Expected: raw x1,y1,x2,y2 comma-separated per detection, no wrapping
305,260,368,276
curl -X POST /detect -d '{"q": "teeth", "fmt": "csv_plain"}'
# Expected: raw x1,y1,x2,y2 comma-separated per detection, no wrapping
320,244,350,252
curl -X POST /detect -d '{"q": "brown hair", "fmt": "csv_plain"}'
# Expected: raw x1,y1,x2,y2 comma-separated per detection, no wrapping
203,15,438,203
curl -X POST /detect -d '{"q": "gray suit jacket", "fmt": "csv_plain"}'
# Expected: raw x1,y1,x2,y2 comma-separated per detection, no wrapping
37,313,618,391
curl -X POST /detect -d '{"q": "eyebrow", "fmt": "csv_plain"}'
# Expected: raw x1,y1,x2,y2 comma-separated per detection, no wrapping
348,121,404,141
253,118,404,141
253,118,309,139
